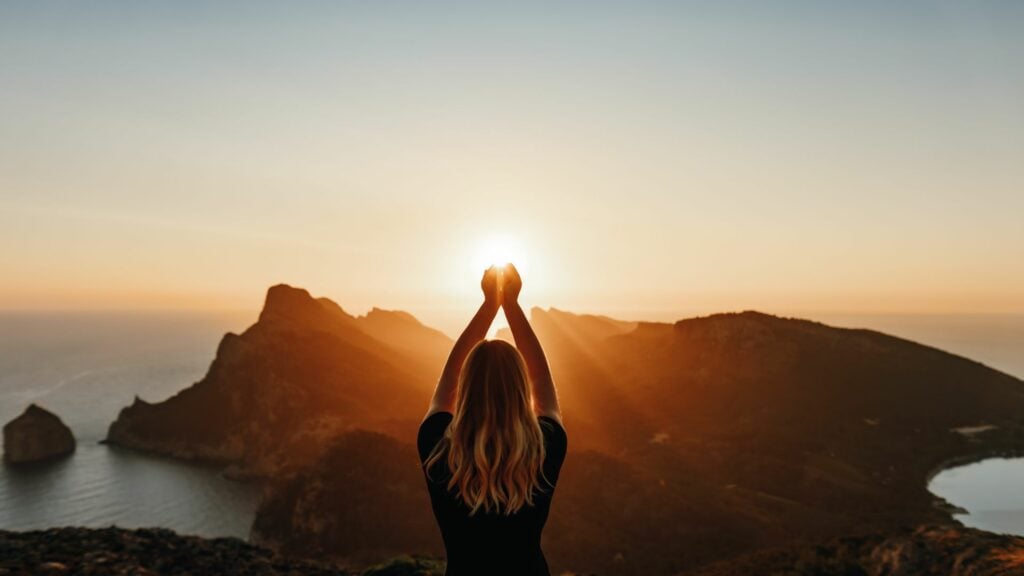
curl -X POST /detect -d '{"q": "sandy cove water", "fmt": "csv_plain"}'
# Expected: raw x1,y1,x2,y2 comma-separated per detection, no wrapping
1,310,1022,538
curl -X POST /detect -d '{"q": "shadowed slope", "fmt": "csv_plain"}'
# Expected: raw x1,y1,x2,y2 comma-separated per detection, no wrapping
509,308,1024,574
252,429,443,564
354,308,452,374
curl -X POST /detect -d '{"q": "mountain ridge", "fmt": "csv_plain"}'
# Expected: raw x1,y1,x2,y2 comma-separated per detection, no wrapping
101,285,1024,574
105,284,450,477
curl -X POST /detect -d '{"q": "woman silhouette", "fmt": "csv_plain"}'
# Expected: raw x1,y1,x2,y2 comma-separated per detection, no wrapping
418,263,567,576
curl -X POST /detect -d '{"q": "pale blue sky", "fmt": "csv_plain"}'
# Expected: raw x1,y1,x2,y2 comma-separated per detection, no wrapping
1,1,1022,331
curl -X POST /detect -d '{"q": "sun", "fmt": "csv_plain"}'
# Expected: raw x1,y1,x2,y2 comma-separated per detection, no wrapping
473,234,528,271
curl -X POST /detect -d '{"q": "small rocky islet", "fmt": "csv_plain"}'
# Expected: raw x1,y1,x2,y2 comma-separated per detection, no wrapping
2,404,75,464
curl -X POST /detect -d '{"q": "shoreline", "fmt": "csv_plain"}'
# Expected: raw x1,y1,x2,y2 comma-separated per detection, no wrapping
924,446,1024,524
924,448,1024,487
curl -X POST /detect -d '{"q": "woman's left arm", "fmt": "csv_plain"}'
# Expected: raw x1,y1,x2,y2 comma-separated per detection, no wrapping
425,267,500,418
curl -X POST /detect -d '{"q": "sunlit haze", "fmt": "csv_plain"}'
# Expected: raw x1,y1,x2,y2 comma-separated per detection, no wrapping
2,2,1023,335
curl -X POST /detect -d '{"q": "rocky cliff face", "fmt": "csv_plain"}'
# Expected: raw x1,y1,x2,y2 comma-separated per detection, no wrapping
3,404,75,464
105,284,450,478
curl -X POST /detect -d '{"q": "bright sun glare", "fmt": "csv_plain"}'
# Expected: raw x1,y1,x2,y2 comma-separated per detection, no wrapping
473,234,528,272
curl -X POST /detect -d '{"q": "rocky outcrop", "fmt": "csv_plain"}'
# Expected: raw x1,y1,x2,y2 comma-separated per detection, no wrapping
105,284,451,478
3,404,75,464
0,526,445,576
2,525,1019,576
690,525,1024,575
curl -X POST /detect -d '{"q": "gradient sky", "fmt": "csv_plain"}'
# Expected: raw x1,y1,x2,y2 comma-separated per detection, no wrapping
2,1,1022,334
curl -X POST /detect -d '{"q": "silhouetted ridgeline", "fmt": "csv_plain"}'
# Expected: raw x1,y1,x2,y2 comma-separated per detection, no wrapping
103,285,1024,575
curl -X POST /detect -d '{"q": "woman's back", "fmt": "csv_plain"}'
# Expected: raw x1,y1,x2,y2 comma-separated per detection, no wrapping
417,412,568,575
419,264,566,575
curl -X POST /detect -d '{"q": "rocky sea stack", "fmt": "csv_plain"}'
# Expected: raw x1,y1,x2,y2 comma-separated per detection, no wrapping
3,404,76,464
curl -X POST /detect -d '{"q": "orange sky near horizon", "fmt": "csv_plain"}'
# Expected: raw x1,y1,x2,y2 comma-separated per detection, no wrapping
2,2,1023,335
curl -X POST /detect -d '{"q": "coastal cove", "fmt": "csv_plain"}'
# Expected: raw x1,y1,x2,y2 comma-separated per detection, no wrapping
0,311,259,539
929,457,1024,537
0,442,258,538
3,309,1024,558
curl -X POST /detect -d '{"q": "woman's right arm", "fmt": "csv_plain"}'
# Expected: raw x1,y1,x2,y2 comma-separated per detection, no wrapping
501,264,562,424
425,267,500,419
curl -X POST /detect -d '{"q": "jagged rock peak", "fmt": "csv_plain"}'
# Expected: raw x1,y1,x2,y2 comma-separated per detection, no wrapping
129,395,153,408
23,404,50,417
258,284,354,327
262,284,324,315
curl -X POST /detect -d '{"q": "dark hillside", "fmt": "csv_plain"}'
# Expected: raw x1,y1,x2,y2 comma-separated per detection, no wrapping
105,289,1024,574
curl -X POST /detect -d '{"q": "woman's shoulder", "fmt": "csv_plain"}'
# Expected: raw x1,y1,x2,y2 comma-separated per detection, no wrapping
419,411,453,438
538,414,567,448
421,410,454,425
537,413,565,431
537,415,568,487
417,411,453,462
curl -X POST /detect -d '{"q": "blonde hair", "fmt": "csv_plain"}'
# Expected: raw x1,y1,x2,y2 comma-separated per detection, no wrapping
424,339,549,515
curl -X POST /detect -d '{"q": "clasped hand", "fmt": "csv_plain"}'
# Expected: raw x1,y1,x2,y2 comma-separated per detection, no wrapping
480,264,522,308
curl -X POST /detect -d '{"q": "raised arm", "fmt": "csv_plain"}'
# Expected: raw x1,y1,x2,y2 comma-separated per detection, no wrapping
501,263,562,423
425,266,501,419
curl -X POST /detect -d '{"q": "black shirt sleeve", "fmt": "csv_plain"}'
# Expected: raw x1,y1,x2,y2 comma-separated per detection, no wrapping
539,416,568,489
417,411,454,463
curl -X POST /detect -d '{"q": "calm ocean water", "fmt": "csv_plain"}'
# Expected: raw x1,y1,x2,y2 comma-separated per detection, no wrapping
930,458,1024,535
0,311,258,538
815,314,1024,536
1,311,1022,538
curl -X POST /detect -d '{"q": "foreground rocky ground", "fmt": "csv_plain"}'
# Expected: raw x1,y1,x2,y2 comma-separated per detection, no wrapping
3,525,1023,576
0,527,444,576
690,525,1024,576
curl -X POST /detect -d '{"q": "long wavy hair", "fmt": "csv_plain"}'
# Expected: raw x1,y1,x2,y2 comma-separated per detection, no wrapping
423,339,549,515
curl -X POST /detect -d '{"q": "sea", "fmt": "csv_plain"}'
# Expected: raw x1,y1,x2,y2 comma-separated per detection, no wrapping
1,310,1022,539
0,310,259,538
